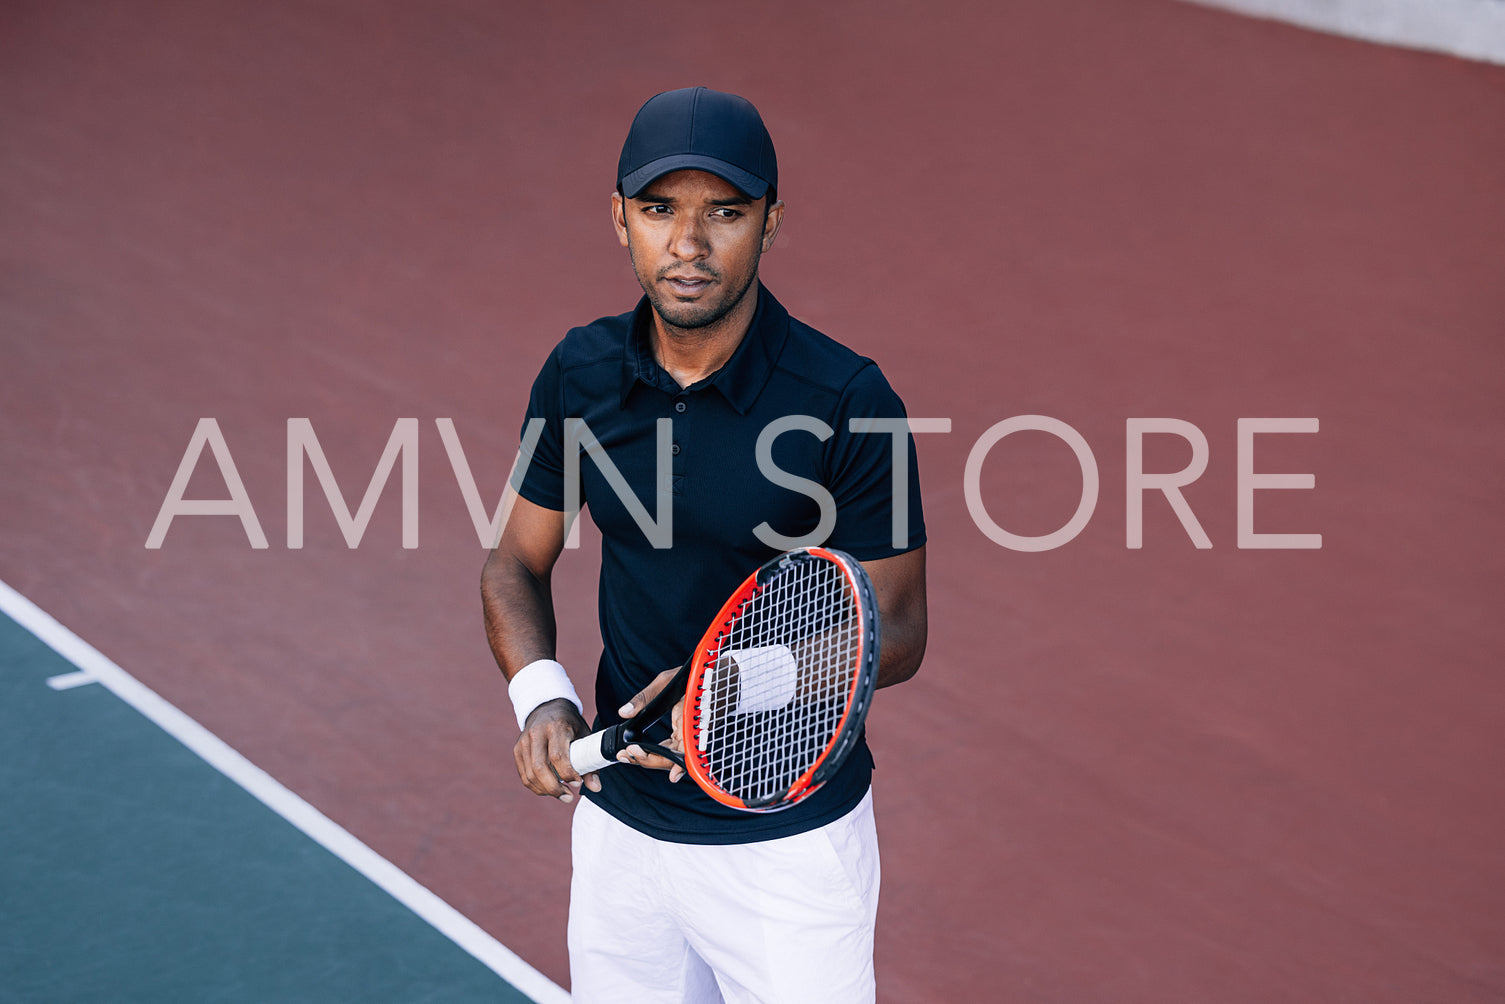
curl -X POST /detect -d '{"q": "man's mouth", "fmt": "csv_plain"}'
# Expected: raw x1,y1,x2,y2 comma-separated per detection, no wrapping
663,274,714,296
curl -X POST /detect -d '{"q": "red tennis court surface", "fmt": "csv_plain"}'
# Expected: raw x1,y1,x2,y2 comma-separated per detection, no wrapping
3,1,1502,1000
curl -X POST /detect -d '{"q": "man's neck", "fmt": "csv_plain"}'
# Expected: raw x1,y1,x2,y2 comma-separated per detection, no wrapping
650,283,760,389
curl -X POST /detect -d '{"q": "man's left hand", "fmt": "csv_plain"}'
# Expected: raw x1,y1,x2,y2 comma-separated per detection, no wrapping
616,667,687,783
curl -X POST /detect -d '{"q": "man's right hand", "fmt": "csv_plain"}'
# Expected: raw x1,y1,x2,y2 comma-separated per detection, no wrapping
513,698,599,803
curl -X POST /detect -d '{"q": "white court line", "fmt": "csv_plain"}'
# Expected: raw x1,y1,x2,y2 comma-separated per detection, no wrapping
1180,0,1505,64
46,670,98,691
0,577,570,1004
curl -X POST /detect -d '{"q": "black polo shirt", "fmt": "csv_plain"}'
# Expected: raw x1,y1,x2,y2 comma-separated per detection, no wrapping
514,284,925,843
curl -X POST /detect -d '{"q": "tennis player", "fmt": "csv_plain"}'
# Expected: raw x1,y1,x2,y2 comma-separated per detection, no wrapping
481,86,927,1002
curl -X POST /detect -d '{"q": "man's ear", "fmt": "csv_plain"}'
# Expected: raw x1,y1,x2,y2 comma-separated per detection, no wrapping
761,199,785,253
611,192,629,248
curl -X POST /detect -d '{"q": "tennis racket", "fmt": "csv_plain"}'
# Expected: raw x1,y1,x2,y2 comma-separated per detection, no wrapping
568,546,880,813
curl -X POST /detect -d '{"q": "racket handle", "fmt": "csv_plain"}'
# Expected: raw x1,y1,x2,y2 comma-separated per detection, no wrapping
569,725,622,774
568,723,688,775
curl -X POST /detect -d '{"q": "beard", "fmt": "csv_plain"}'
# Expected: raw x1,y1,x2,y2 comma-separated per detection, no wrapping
628,236,761,333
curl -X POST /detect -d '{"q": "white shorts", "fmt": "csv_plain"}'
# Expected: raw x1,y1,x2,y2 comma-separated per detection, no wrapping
567,789,880,1004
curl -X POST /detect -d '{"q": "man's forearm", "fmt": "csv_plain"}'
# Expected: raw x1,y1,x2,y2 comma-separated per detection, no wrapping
481,549,559,682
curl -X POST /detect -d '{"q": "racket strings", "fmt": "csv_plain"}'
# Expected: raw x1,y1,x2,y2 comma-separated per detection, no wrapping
693,556,862,806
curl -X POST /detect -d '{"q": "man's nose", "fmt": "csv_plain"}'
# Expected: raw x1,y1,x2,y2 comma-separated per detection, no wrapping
669,215,709,260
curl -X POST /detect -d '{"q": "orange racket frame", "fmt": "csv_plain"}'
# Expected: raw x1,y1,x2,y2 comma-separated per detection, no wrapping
679,546,880,812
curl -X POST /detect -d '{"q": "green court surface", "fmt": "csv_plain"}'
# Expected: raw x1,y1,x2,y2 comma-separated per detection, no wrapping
0,609,542,1004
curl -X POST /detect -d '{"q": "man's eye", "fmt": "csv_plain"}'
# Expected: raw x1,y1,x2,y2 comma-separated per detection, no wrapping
713,208,741,219
644,205,671,214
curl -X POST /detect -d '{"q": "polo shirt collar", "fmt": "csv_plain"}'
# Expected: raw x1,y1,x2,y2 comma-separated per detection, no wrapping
619,283,790,415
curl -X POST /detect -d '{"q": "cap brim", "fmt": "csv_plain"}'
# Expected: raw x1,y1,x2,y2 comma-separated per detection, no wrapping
620,154,770,200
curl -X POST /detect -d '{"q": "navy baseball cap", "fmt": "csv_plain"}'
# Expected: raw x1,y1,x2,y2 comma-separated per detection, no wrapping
617,86,777,200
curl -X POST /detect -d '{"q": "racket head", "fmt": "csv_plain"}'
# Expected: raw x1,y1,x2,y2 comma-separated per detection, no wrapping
681,546,880,813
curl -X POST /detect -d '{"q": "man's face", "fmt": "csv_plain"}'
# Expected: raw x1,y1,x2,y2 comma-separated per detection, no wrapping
613,169,784,333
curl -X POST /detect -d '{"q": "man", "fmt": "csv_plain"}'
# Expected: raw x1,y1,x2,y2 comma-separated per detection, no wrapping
481,86,927,1002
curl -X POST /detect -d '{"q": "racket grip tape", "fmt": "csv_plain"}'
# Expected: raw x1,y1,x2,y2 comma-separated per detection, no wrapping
569,724,624,774
568,723,688,775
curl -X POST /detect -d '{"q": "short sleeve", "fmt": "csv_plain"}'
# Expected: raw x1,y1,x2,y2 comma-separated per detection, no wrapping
511,347,568,512
822,363,927,560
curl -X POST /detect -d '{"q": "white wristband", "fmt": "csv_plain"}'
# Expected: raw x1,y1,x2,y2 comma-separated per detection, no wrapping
509,659,584,731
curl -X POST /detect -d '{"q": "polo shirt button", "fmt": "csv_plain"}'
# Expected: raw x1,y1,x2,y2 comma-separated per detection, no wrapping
674,401,687,413
671,443,681,455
